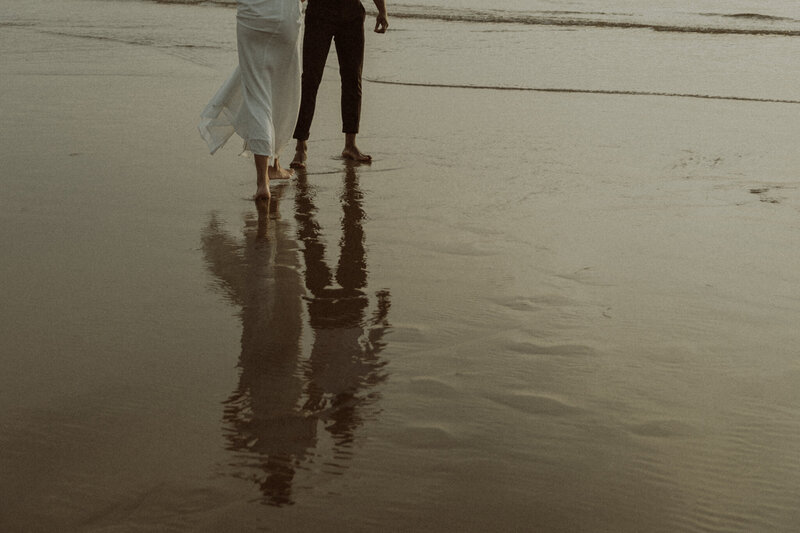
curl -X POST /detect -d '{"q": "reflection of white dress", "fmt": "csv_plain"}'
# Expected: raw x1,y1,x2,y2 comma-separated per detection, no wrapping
199,0,303,157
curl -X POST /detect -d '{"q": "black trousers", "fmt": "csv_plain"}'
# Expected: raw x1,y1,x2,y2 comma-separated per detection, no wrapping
293,9,365,141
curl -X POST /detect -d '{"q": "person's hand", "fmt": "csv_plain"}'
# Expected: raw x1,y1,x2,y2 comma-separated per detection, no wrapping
374,13,388,33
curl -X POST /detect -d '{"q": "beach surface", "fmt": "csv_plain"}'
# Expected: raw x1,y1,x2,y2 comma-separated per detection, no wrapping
2,0,800,531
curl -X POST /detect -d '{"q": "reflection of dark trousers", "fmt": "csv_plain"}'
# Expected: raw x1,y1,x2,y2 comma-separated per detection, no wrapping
293,11,365,141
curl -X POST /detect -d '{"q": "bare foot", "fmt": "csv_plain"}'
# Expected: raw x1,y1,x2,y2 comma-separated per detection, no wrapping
290,149,306,169
268,161,294,180
342,145,372,163
290,140,307,169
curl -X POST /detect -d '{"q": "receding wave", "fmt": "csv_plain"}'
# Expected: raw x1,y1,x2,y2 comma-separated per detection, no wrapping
366,6,800,37
365,78,800,105
138,0,800,37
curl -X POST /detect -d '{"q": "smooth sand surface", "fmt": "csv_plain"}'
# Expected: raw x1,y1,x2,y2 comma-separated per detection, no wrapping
2,1,800,531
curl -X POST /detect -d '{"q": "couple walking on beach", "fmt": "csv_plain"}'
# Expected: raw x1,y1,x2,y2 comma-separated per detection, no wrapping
199,0,389,200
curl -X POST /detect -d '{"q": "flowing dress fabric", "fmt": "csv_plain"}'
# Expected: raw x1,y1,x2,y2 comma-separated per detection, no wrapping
199,0,302,157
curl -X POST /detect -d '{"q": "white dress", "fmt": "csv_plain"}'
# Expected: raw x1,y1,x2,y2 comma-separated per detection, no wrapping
199,0,303,157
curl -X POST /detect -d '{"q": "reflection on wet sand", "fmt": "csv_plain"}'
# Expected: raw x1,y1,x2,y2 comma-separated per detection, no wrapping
201,166,390,506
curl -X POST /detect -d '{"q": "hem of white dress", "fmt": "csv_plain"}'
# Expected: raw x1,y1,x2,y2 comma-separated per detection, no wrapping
198,101,239,155
240,139,275,158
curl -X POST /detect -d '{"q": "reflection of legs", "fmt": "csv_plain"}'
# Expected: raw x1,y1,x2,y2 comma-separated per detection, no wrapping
294,165,390,453
205,189,311,507
336,165,367,291
335,17,371,163
291,16,335,169
293,172,334,295
255,189,281,239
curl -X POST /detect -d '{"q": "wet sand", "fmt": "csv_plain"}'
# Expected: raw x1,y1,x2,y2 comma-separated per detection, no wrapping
2,0,800,531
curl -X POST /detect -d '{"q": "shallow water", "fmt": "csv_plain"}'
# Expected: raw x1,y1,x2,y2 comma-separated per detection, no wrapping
2,0,800,531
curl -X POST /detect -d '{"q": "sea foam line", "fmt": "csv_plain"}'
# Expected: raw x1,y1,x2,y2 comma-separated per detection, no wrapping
363,7,800,38
365,78,800,105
